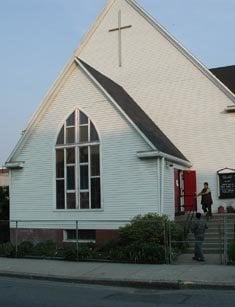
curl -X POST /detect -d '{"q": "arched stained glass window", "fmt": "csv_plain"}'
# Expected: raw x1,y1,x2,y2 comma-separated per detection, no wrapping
55,110,101,210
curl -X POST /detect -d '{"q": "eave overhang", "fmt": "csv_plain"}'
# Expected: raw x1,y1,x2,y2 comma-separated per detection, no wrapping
137,150,192,168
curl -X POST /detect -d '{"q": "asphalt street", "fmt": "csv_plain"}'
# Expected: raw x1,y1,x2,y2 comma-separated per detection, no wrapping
0,277,235,307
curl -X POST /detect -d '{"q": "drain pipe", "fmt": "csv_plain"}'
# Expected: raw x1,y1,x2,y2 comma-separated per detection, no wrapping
157,158,161,214
160,157,165,215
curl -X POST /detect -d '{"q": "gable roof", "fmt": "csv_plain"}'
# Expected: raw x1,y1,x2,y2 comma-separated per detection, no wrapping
77,58,188,161
6,0,235,164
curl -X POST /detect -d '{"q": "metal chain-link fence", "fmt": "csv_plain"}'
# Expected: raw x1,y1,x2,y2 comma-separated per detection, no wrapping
0,216,234,264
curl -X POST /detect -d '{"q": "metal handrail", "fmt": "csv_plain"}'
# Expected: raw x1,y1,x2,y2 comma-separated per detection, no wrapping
184,207,196,237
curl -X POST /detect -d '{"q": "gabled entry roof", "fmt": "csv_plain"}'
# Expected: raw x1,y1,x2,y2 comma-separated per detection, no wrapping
77,58,188,162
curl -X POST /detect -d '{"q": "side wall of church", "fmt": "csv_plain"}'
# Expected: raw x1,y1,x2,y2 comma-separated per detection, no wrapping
9,64,162,230
79,0,235,211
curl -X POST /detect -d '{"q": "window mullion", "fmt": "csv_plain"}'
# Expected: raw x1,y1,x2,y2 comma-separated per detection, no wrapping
88,119,91,209
75,110,79,209
88,145,91,209
76,146,79,209
56,141,99,149
64,148,67,209
88,118,90,142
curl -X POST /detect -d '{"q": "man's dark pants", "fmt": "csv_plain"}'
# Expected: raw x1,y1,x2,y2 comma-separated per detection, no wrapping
194,235,205,260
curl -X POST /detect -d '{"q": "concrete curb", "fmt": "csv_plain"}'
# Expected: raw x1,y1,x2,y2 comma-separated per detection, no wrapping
0,271,235,290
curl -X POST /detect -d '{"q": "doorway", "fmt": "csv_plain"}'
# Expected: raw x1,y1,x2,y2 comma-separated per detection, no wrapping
174,169,197,214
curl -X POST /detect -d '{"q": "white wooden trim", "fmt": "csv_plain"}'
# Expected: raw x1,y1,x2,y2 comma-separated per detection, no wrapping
136,150,192,168
5,161,24,169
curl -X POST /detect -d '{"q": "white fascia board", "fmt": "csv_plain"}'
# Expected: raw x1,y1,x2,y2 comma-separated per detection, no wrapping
137,150,192,168
5,161,24,169
127,0,235,104
75,58,156,151
225,105,235,112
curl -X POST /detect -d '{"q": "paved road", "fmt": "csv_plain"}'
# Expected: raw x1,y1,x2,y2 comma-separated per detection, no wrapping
0,277,235,307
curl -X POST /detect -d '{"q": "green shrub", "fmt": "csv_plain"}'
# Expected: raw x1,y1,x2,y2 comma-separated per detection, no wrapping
96,236,166,263
63,244,94,261
34,240,57,257
228,241,235,262
63,247,77,261
18,241,34,257
118,213,168,245
119,242,165,263
0,242,15,257
78,244,94,260
115,213,184,263
95,240,120,260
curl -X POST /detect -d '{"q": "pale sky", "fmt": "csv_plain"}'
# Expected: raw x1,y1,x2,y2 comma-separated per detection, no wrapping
0,0,235,165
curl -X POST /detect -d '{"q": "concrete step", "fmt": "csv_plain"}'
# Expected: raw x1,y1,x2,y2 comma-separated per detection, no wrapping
175,213,235,223
186,243,224,250
185,239,223,246
184,239,233,251
186,234,234,241
184,238,235,253
175,213,234,255
207,221,235,227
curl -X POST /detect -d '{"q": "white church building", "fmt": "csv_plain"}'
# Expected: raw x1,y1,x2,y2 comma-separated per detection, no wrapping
6,0,235,245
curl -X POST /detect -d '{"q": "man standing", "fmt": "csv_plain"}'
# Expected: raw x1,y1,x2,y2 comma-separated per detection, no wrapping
191,212,208,262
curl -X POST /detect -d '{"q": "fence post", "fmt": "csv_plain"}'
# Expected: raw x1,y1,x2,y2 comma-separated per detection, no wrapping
163,221,170,264
15,220,18,258
168,222,172,264
163,221,167,264
223,214,228,265
218,223,223,265
76,220,79,261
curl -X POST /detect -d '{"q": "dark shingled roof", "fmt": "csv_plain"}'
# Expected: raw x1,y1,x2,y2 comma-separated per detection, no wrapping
78,58,188,161
210,65,235,95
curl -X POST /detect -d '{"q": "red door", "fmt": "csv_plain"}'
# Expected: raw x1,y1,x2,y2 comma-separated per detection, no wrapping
183,170,197,212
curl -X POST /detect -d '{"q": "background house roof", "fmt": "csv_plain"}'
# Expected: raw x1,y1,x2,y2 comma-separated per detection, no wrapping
78,58,188,162
210,65,235,95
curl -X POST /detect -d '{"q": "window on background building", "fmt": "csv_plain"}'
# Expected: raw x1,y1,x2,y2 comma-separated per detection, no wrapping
55,110,101,210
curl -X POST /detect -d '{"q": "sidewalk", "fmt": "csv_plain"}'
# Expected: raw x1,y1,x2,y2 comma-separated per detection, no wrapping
0,256,234,290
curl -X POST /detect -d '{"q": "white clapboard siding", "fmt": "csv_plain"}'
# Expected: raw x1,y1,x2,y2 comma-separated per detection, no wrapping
79,0,235,211
162,166,175,220
10,63,160,229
